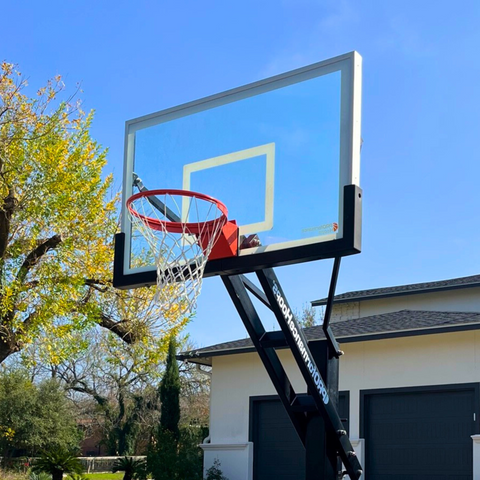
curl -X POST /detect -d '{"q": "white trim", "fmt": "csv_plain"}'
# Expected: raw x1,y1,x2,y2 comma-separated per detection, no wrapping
472,435,480,479
350,52,362,187
201,442,254,480
347,439,365,480
200,443,251,451
122,131,136,274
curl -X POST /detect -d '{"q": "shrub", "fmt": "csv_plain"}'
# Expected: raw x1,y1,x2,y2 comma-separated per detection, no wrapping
32,449,83,480
112,456,147,480
66,475,89,480
30,473,51,480
205,459,229,480
147,425,206,480
0,371,81,459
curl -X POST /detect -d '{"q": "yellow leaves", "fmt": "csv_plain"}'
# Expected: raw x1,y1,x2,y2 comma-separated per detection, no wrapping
0,61,115,355
0,284,17,318
28,321,91,366
0,426,15,440
1,62,14,74
0,63,193,371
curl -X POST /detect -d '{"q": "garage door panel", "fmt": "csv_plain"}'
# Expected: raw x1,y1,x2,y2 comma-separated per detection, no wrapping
369,475,468,480
368,419,473,444
373,445,471,471
364,387,476,479
252,399,306,480
251,393,349,480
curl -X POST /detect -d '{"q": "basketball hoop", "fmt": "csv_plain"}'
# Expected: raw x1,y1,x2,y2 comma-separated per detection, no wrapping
126,189,233,316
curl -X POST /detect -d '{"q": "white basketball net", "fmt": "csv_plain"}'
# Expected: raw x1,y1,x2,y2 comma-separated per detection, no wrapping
127,191,227,317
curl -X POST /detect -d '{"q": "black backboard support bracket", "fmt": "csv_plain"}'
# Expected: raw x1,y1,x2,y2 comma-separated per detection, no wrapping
221,266,363,480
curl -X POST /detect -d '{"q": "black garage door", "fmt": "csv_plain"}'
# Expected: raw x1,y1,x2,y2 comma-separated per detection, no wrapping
250,393,349,480
362,384,479,480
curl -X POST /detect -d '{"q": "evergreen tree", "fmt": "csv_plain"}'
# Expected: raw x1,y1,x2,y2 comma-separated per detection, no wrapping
148,337,181,480
148,337,203,480
159,337,180,440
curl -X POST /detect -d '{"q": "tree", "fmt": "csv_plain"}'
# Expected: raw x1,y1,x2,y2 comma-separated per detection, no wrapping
178,354,210,428
148,337,181,480
0,370,81,461
159,338,181,439
295,303,321,328
16,334,209,458
0,62,111,364
0,62,190,366
147,337,204,480
52,331,164,456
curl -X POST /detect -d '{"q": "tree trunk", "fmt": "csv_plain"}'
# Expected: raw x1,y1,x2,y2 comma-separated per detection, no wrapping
0,338,18,364
52,469,64,480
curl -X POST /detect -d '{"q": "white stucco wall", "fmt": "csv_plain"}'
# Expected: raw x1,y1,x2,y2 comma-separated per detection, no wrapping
340,330,480,438
209,349,305,444
206,329,480,479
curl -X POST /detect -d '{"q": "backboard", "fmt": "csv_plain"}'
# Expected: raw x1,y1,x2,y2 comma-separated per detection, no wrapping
114,51,362,289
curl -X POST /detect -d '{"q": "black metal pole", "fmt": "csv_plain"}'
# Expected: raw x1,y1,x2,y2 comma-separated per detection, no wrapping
256,268,362,479
307,340,340,479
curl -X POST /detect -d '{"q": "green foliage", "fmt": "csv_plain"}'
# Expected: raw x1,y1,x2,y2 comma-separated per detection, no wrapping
112,457,147,480
0,62,192,370
147,426,205,480
148,340,205,480
0,370,81,459
295,303,321,328
176,426,205,480
29,473,52,480
147,428,177,480
32,449,83,480
205,459,229,480
66,475,89,480
0,62,117,365
159,338,180,439
78,475,123,480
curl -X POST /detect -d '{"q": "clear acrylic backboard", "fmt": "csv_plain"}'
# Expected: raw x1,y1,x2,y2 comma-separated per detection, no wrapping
114,51,362,288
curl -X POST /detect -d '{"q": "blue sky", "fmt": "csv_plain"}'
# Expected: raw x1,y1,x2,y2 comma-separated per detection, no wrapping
2,0,480,347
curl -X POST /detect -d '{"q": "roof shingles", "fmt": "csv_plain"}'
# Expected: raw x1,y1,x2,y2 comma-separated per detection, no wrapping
312,274,480,305
179,310,480,362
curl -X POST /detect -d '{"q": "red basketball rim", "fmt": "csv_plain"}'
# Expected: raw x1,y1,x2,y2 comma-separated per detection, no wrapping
126,189,228,234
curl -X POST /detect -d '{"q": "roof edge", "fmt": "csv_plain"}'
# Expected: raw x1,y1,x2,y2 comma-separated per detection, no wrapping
178,321,480,364
312,279,480,306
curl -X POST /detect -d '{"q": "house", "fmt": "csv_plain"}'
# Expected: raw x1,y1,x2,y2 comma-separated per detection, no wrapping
179,273,480,480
